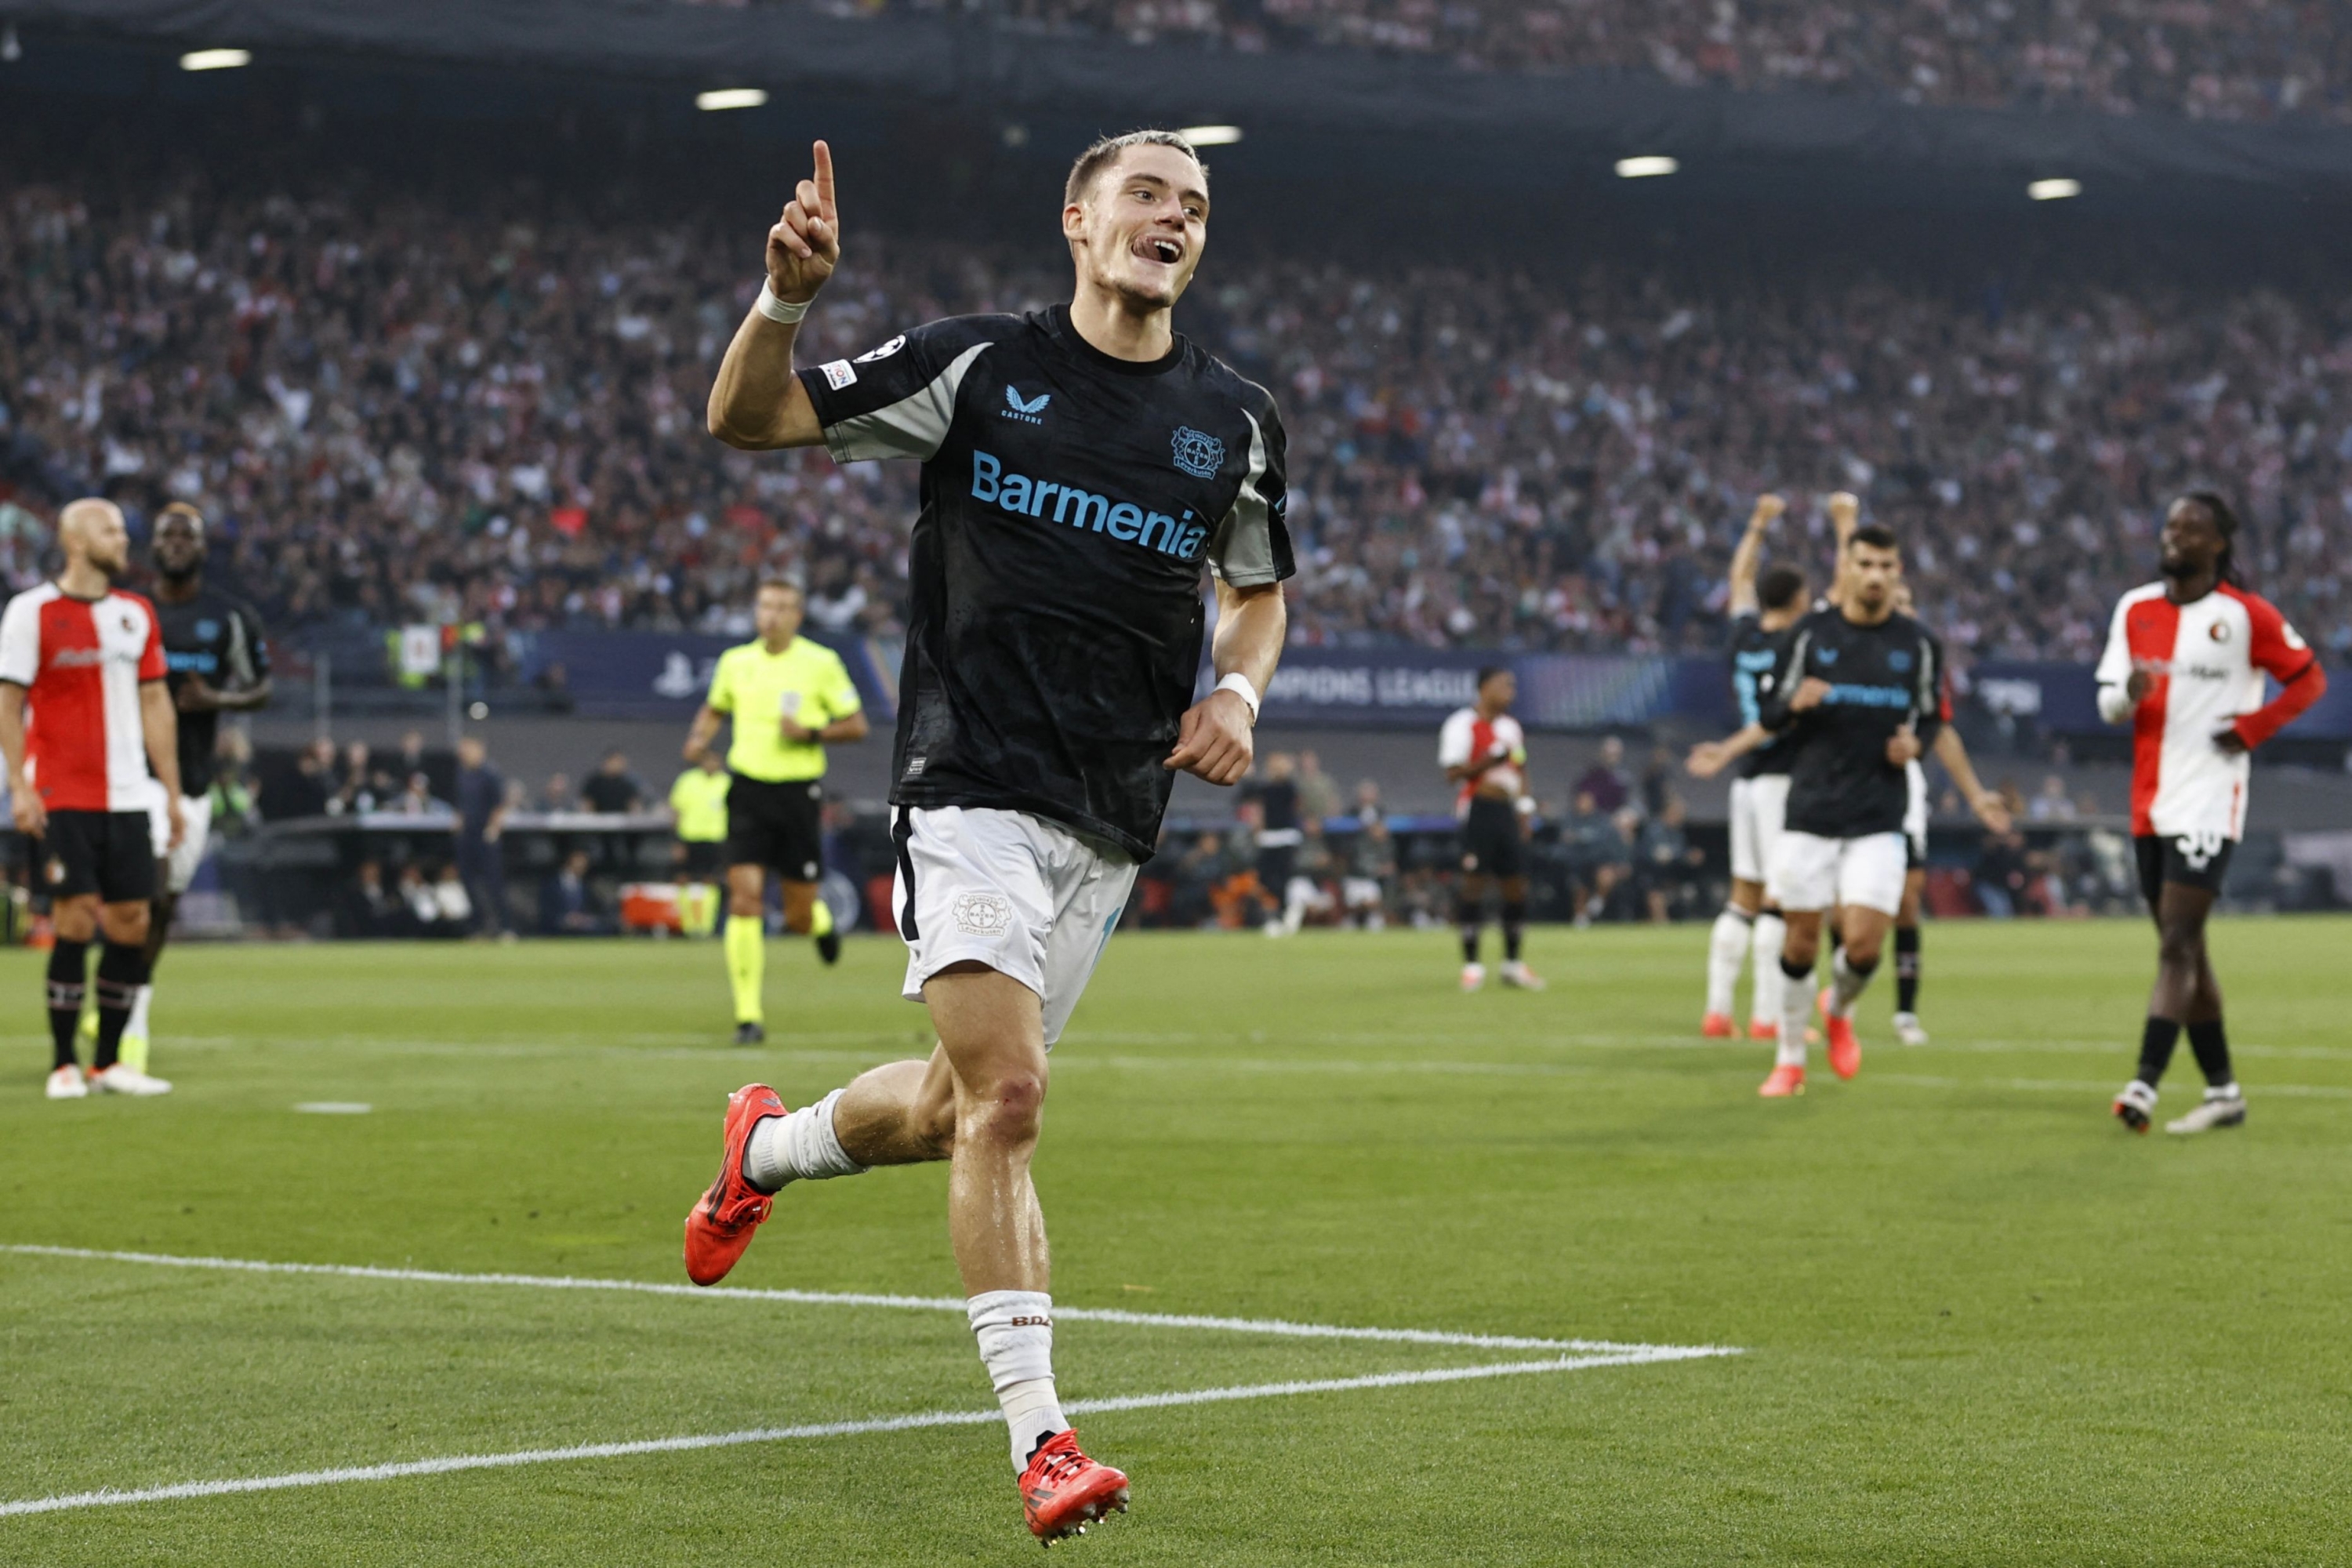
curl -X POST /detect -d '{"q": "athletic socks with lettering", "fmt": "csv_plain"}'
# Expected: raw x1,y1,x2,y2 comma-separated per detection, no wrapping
969,1290,1068,1472
1501,903,1526,963
1750,913,1786,1029
1893,926,1921,1015
1828,948,1877,1019
92,943,147,1071
723,914,764,1025
741,1087,866,1192
1776,955,1813,1068
46,938,89,1070
1705,907,1752,1017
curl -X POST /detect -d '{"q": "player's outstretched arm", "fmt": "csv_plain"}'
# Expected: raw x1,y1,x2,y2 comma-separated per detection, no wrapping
139,678,186,849
1686,722,1769,779
709,141,838,452
1822,492,1859,607
1931,725,2009,831
1726,494,1784,618
1168,580,1283,786
0,684,41,837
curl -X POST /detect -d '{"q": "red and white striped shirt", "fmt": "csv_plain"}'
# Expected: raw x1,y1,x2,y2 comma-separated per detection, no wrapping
0,583,168,813
1438,706,1527,814
2094,581,2324,840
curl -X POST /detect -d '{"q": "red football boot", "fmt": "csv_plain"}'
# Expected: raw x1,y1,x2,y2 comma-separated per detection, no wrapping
1824,1014,1861,1080
1757,1063,1805,1098
1020,1428,1129,1544
1748,1018,1780,1041
1700,1011,1736,1039
683,1083,787,1287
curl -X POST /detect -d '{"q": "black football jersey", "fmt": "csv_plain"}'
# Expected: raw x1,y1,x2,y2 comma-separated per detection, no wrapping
799,306,1293,859
154,586,270,795
1726,612,1795,779
1759,607,1947,838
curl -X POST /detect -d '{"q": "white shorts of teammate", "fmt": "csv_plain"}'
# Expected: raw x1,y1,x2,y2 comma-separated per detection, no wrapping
1904,759,1929,868
1769,829,1908,917
892,805,1138,1049
144,788,216,897
1727,774,1791,887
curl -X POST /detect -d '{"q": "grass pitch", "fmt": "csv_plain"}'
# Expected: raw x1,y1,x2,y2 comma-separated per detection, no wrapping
2,916,2350,1566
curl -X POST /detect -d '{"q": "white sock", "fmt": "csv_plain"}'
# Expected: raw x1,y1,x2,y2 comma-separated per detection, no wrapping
1705,908,1751,1017
968,1289,1066,1472
742,1087,866,1192
126,983,154,1040
1830,949,1873,1018
1751,914,1786,1027
1777,958,1811,1067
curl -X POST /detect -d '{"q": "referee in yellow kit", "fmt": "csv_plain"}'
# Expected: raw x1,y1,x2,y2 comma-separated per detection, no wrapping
683,579,869,1043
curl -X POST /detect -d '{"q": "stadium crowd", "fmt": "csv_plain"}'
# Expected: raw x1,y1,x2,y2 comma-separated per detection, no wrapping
6,169,2352,681
704,0,2352,125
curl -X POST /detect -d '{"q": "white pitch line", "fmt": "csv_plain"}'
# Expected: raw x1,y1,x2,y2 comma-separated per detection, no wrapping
0,1247,1711,1356
0,1348,1726,1519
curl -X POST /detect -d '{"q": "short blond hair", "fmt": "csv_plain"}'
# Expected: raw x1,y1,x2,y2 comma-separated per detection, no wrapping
1064,130,1207,209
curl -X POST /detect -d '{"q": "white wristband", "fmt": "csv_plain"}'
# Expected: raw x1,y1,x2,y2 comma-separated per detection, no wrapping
1214,672,1261,725
756,281,811,325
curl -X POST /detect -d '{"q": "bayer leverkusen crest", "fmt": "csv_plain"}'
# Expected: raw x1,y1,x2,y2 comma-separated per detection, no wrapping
1171,426,1225,479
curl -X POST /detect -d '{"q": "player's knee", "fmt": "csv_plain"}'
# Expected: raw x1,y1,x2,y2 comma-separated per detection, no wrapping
961,1070,1047,1145
100,902,150,945
727,889,764,919
52,897,100,942
2157,924,2204,967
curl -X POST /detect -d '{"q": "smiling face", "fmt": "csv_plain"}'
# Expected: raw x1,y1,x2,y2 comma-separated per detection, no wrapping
1064,142,1208,316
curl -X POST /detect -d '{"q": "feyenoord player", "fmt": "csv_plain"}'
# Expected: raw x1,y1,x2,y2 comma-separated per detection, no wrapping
681,579,867,1044
1685,492,1803,1038
0,499,183,1098
684,132,1290,1540
122,503,270,1070
2097,493,2326,1134
1753,524,1945,1096
1439,666,1543,991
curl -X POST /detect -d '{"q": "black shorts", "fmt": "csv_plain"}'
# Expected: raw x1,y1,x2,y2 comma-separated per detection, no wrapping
2136,832,2235,910
726,775,825,882
679,839,726,880
38,810,158,903
1460,796,1526,880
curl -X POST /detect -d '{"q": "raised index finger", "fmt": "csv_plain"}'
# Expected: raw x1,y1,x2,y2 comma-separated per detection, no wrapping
811,140,836,223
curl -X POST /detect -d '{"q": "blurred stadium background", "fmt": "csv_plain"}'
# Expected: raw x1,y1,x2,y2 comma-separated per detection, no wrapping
4,0,2352,938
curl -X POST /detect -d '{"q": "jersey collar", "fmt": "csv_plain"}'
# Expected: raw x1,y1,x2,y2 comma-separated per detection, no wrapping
1044,304,1185,378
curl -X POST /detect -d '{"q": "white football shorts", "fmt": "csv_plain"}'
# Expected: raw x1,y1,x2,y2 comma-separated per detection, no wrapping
144,789,215,896
1728,773,1791,887
1768,829,1907,916
891,805,1138,1048
1904,759,1929,866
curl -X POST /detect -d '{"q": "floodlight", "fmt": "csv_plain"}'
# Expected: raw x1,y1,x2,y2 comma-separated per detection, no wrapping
696,88,768,111
1616,155,1679,178
180,49,251,71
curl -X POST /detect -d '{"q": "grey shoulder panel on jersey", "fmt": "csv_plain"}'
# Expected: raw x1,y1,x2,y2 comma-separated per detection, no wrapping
1208,409,1282,587
822,340,994,466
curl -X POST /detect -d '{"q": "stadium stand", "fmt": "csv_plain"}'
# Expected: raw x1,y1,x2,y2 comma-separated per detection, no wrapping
5,162,2351,673
684,0,2352,125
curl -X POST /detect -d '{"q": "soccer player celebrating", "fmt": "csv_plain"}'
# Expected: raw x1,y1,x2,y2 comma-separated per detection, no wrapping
0,499,183,1098
683,132,1290,1541
1439,666,1542,991
1686,492,1802,1038
1752,524,1945,1096
2097,492,2325,1134
681,579,868,1044
124,503,270,1071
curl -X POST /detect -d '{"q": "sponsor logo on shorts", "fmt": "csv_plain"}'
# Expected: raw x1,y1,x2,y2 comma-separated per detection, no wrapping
45,857,64,886
952,891,1012,936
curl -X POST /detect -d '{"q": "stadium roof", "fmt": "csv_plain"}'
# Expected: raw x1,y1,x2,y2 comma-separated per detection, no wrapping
9,0,2352,199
